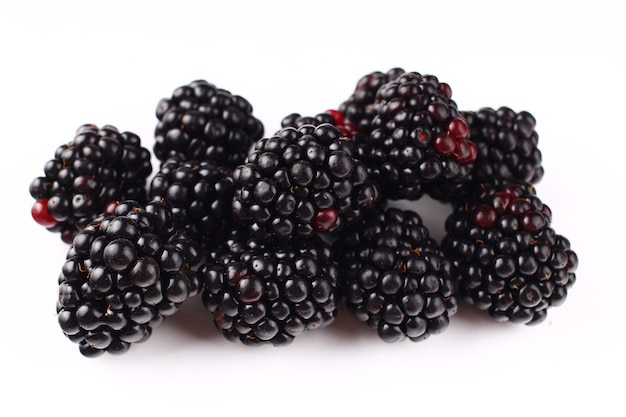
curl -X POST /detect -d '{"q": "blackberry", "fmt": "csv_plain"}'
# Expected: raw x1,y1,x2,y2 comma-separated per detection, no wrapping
340,69,476,201
29,124,152,243
462,106,544,185
148,155,235,251
231,122,381,242
154,80,264,168
442,181,578,325
56,200,202,357
336,207,458,343
200,233,340,346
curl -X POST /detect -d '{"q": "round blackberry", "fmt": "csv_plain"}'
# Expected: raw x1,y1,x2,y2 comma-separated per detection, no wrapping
148,155,235,251
340,69,476,201
462,106,544,185
232,122,381,242
29,124,152,243
200,233,340,346
56,200,202,357
154,80,264,168
442,181,578,325
336,207,458,343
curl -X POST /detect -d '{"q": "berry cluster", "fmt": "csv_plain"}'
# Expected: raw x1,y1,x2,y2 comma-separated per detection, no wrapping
30,71,578,357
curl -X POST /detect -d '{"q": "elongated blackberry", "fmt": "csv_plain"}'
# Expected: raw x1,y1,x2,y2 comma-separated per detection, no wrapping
29,124,152,243
148,155,235,251
335,207,458,343
232,122,381,242
154,80,264,168
462,106,544,185
56,200,202,357
200,233,340,346
442,181,578,324
341,69,476,201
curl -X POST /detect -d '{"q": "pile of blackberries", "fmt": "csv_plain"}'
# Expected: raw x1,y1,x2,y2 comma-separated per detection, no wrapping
30,70,578,357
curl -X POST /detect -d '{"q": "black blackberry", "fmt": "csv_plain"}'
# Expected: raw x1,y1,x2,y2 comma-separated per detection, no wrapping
154,80,264,168
56,200,202,357
462,106,544,185
200,233,340,346
336,207,458,343
339,69,476,201
442,181,578,325
231,122,381,242
148,155,235,251
29,124,152,243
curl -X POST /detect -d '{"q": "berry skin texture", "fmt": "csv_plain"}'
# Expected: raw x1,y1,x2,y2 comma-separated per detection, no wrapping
462,106,544,186
29,124,152,243
154,80,264,168
335,207,458,343
339,68,476,201
200,234,341,346
56,200,202,357
232,122,381,243
442,181,578,325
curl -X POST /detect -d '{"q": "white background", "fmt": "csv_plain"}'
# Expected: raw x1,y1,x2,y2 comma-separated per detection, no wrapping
1,1,623,415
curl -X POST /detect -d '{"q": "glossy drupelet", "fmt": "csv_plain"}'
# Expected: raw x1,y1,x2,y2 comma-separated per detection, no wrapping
200,233,341,346
148,155,235,251
29,124,152,243
154,79,264,168
442,181,578,324
56,200,202,357
231,122,381,243
335,207,458,343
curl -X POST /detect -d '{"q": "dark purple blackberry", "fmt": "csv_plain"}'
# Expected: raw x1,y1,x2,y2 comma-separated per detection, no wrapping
200,233,340,346
29,124,152,243
154,80,264,168
148,155,235,251
335,207,458,343
442,181,578,325
56,200,202,357
339,69,476,201
462,106,544,185
231,122,381,242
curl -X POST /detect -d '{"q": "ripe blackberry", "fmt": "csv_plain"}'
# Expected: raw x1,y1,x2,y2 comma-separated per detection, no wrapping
231,122,381,242
442,181,578,325
148,155,235,251
336,207,458,343
200,233,340,346
29,124,152,243
341,69,476,201
462,106,544,185
154,80,264,168
56,200,202,357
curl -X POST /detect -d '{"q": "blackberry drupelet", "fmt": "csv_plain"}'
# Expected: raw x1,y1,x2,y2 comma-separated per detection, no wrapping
336,207,458,343
56,200,202,357
29,124,152,243
200,233,340,346
442,181,578,325
341,69,476,201
148,155,235,251
462,106,544,185
231,122,381,242
154,80,264,168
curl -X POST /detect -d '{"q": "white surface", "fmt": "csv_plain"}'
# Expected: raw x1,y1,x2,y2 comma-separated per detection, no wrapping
1,1,623,415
